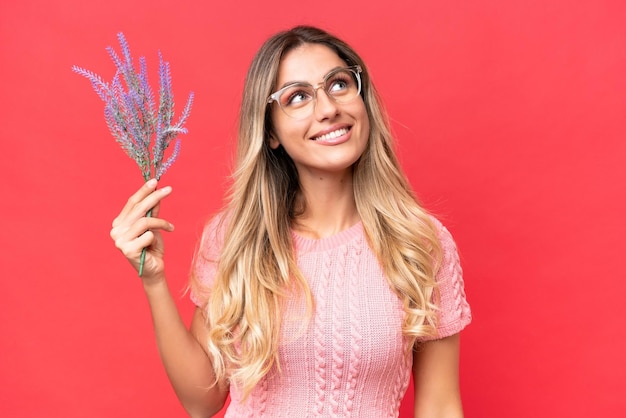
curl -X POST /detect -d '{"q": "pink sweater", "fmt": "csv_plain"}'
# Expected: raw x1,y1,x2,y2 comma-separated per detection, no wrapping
191,217,471,417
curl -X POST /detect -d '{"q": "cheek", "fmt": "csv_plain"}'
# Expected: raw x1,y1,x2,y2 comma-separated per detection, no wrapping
271,112,310,142
353,97,368,121
362,108,370,129
357,104,371,137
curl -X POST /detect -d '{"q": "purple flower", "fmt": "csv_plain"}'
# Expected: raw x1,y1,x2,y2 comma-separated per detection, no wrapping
73,32,193,180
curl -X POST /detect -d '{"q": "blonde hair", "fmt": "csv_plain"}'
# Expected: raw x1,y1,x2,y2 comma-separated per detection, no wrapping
190,26,442,398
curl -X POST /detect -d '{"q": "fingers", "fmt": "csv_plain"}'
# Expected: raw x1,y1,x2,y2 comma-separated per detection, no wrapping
113,179,157,227
111,215,174,241
111,216,174,258
151,201,161,218
110,180,174,253
110,180,176,277
112,180,172,228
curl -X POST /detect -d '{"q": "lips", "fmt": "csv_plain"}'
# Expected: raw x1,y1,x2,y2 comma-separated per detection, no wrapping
311,127,350,141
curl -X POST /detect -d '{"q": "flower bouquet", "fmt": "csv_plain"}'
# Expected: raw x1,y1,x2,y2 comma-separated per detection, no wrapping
73,33,194,276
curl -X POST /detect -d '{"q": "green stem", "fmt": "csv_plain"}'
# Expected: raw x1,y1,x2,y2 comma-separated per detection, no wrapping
139,172,153,278
138,207,153,277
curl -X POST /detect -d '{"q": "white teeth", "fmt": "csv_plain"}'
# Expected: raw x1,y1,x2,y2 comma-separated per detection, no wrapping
314,128,348,141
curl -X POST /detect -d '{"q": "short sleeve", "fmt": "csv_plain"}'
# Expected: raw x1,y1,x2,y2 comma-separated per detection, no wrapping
424,219,472,340
189,215,226,307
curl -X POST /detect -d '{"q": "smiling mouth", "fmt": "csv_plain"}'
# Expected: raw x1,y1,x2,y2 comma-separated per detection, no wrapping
312,127,350,141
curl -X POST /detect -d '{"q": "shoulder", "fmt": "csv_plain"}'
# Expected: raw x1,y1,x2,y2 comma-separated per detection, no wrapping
429,216,459,265
427,215,462,289
197,210,233,255
426,215,472,339
189,211,230,306
427,215,452,244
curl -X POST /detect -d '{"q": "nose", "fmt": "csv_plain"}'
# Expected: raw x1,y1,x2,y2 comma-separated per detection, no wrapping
313,87,339,120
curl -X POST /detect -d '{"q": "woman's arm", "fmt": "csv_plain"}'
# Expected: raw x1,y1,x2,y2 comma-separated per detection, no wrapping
144,283,228,417
412,333,464,418
110,180,228,417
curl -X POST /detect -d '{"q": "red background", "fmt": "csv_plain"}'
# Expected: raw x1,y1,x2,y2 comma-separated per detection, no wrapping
1,0,625,416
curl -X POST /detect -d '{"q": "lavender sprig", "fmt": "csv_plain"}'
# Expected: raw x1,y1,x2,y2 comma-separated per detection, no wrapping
73,33,194,276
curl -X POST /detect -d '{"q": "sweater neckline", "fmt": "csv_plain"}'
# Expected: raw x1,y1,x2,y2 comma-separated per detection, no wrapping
291,221,363,253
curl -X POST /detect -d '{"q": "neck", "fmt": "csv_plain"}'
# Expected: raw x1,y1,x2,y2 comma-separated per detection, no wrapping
293,171,359,239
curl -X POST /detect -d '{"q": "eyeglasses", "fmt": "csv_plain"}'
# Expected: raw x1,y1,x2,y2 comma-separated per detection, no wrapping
268,65,362,120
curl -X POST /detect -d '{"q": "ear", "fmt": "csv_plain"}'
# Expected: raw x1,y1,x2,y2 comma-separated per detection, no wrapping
268,134,281,150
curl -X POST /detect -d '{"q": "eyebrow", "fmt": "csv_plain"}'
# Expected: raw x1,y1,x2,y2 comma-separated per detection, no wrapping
276,66,345,91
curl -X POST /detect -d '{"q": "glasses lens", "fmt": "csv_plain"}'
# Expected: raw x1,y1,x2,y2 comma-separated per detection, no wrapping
278,84,315,119
324,68,360,103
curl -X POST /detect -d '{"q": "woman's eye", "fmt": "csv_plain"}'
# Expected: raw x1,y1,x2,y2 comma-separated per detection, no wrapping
284,90,311,106
328,78,350,93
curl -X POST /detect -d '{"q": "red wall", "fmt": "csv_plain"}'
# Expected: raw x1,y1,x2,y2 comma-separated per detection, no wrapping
1,0,625,416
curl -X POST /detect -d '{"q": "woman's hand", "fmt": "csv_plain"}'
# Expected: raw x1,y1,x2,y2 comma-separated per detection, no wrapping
110,179,175,284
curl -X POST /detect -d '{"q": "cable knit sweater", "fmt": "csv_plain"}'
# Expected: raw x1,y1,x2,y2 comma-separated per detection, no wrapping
191,217,471,417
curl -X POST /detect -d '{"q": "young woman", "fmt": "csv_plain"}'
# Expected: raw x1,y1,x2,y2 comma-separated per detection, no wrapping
111,26,471,417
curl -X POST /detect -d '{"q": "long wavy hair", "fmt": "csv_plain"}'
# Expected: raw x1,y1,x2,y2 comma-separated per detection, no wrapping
190,25,442,398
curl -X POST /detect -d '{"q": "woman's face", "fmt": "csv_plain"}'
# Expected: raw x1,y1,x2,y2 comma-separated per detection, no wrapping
269,43,370,181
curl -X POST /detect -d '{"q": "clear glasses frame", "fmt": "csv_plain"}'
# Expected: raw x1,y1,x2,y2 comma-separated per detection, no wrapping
267,65,363,120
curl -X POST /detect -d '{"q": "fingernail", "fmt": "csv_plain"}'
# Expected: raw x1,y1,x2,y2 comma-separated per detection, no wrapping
146,179,157,188
162,186,172,194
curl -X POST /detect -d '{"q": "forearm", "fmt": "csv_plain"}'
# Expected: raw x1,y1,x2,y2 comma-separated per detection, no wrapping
414,398,463,418
413,334,464,418
143,277,227,417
